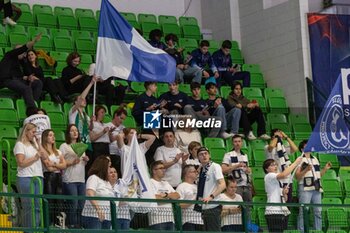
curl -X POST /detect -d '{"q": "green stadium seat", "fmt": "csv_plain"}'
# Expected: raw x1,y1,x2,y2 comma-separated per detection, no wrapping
0,98,14,109
0,126,17,140
17,11,34,27
251,167,265,179
289,114,309,125
138,13,157,24
80,53,93,65
50,28,70,38
158,15,177,25
293,122,312,139
230,49,244,65
124,116,136,128
71,30,91,40
179,16,198,26
54,6,74,17
178,84,192,95
55,61,67,77
16,99,28,122
162,23,182,38
0,109,19,127
9,33,28,47
128,20,141,30
28,26,48,38
6,24,26,34
208,40,220,49
326,208,348,229
326,230,347,233
50,51,69,62
114,79,129,87
321,169,337,181
120,12,137,22
130,82,144,94
40,101,62,113
267,113,287,124
318,153,340,170
209,147,226,164
344,179,350,197
47,112,67,131
242,64,261,73
141,22,160,38
36,13,57,28
0,48,4,59
264,88,285,98
268,97,289,114
13,2,31,12
339,167,350,182
243,87,263,98
231,40,239,49
0,33,7,48
250,73,266,89
75,8,94,19
33,4,53,16
178,38,198,48
182,25,201,40
220,86,231,98
270,122,291,136
57,15,78,30
96,10,100,21
204,137,225,149
79,16,98,32
253,177,266,195
33,35,52,51
322,179,342,198
75,38,96,54
252,148,266,167
54,36,74,53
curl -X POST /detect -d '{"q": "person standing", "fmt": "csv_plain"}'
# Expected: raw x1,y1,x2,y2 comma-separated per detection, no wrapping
196,147,226,232
296,140,332,231
263,157,302,233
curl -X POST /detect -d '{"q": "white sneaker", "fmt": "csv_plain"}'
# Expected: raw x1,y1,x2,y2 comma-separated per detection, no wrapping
247,131,257,140
220,132,235,139
259,134,271,140
237,133,245,138
3,17,17,26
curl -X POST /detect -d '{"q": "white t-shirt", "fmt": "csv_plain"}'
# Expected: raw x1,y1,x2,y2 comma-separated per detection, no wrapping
264,173,290,216
176,182,203,225
201,162,224,210
105,122,125,155
43,151,62,173
14,141,43,177
154,146,182,187
23,114,51,140
91,121,110,143
149,178,175,226
175,130,202,153
218,193,243,226
222,151,250,186
82,175,115,220
59,143,86,183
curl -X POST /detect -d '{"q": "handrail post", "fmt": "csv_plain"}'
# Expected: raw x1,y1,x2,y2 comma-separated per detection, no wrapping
173,201,182,232
302,204,309,233
42,199,50,233
30,177,43,228
110,200,118,232
242,204,248,233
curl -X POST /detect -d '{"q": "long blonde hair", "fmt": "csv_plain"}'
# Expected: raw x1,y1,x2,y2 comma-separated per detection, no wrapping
18,123,38,149
41,129,60,156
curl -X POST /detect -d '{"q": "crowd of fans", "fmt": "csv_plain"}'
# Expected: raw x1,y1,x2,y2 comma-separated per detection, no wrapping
0,5,334,233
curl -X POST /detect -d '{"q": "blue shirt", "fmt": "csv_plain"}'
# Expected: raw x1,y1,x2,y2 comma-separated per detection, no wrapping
159,91,188,113
187,96,207,112
212,49,233,72
189,48,218,73
132,92,159,125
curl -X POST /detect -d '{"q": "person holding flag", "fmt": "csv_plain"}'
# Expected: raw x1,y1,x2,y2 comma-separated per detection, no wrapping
296,140,332,232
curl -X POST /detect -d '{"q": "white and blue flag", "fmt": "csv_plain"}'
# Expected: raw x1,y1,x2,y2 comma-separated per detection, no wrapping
305,68,350,154
95,0,176,82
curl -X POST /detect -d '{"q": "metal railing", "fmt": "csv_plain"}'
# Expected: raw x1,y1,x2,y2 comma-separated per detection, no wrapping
1,192,350,233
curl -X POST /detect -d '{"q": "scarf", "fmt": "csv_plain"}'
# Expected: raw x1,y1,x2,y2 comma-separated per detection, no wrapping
275,137,291,172
226,150,250,184
75,110,92,151
301,154,322,192
194,161,212,212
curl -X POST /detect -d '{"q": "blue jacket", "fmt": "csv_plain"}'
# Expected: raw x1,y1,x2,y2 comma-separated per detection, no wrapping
189,48,218,73
212,49,233,72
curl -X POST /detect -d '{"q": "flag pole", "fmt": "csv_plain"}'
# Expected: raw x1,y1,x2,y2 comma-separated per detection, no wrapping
92,79,97,118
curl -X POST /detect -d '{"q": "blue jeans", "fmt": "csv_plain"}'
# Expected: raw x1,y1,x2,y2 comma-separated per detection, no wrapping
63,182,86,227
149,222,175,230
176,66,202,83
226,107,241,134
17,176,43,228
82,216,111,229
297,184,322,231
116,218,130,230
222,224,243,232
212,104,228,134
